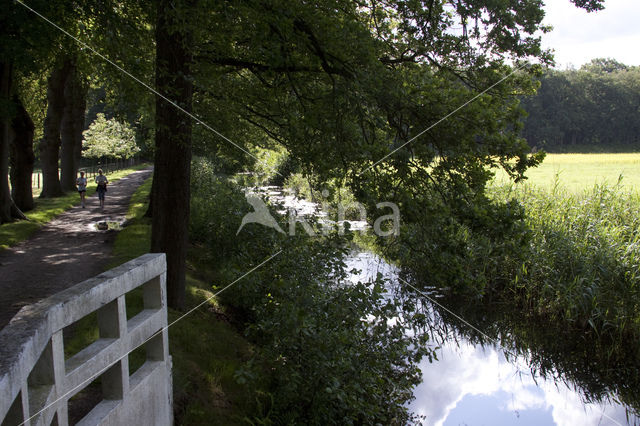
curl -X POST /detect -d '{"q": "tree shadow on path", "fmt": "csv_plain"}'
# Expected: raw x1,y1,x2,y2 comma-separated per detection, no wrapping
0,168,153,330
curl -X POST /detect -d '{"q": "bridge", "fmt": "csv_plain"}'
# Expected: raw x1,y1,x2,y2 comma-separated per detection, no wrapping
0,254,172,426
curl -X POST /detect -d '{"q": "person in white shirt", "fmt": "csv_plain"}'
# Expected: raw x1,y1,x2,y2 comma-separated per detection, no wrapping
95,169,109,209
76,171,87,208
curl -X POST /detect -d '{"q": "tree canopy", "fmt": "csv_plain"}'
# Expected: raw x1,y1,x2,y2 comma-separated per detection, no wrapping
82,113,139,160
2,0,607,305
521,59,640,151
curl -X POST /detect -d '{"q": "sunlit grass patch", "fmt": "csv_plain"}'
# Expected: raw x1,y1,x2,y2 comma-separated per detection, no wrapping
108,176,153,269
493,153,640,191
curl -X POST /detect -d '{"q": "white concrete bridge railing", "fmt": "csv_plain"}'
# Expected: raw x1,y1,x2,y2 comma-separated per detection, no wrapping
0,253,172,426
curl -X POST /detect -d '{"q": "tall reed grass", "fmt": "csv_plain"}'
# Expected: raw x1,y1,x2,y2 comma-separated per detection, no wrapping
494,180,640,341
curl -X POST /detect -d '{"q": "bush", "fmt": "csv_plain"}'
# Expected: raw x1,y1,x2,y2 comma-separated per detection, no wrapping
227,234,428,425
189,157,429,424
282,172,312,198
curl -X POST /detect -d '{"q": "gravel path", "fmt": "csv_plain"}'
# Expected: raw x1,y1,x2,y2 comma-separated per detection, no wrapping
0,168,153,330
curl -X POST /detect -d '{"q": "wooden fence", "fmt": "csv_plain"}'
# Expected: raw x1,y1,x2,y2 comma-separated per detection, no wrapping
30,158,143,189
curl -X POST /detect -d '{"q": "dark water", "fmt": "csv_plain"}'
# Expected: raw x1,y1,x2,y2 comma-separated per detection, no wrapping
257,186,640,426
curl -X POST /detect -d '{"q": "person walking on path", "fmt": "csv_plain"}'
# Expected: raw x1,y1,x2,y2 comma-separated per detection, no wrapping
95,169,109,209
76,171,88,208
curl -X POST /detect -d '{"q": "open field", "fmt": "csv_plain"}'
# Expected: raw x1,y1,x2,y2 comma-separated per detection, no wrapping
493,153,640,191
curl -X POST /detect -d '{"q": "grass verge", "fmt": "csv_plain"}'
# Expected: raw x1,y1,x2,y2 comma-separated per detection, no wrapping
0,164,151,251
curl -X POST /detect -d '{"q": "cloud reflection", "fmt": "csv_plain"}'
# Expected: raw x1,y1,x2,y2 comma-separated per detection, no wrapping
344,251,636,426
410,341,635,426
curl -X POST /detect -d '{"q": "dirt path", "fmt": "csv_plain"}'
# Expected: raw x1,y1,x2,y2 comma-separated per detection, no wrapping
0,168,153,330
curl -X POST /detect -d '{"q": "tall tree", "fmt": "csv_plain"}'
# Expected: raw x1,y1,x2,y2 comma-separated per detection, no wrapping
0,0,71,221
0,62,23,223
39,58,71,198
151,0,196,309
144,0,606,307
60,59,87,191
9,96,35,211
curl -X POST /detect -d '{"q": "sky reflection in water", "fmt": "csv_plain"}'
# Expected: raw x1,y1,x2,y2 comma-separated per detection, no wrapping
345,252,639,426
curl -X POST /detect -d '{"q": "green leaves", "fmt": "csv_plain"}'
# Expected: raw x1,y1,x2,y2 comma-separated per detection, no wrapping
189,159,428,424
237,264,426,425
82,113,140,160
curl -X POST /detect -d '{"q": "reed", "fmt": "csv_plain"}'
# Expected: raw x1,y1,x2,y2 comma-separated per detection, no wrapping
493,178,640,345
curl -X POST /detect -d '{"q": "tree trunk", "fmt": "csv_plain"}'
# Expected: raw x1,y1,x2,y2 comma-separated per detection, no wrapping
40,59,71,198
9,96,35,212
0,62,26,224
73,85,85,168
0,62,14,223
151,0,195,310
60,62,87,191
60,63,77,191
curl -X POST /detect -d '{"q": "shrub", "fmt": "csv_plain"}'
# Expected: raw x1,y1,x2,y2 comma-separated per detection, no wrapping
189,157,429,424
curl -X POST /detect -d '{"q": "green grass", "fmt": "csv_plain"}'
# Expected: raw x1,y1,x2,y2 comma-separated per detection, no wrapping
0,164,150,251
493,153,640,192
169,279,253,425
107,176,153,269
501,183,640,329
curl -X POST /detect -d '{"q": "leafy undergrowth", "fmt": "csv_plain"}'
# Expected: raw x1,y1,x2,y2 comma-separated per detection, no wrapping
0,164,151,251
190,158,426,425
107,173,255,424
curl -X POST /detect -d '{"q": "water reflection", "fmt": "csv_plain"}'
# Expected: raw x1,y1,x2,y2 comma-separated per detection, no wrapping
413,342,632,425
256,186,640,425
346,252,640,426
252,186,370,231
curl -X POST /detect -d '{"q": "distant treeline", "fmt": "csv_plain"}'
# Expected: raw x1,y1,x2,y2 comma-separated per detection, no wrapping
521,59,640,152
